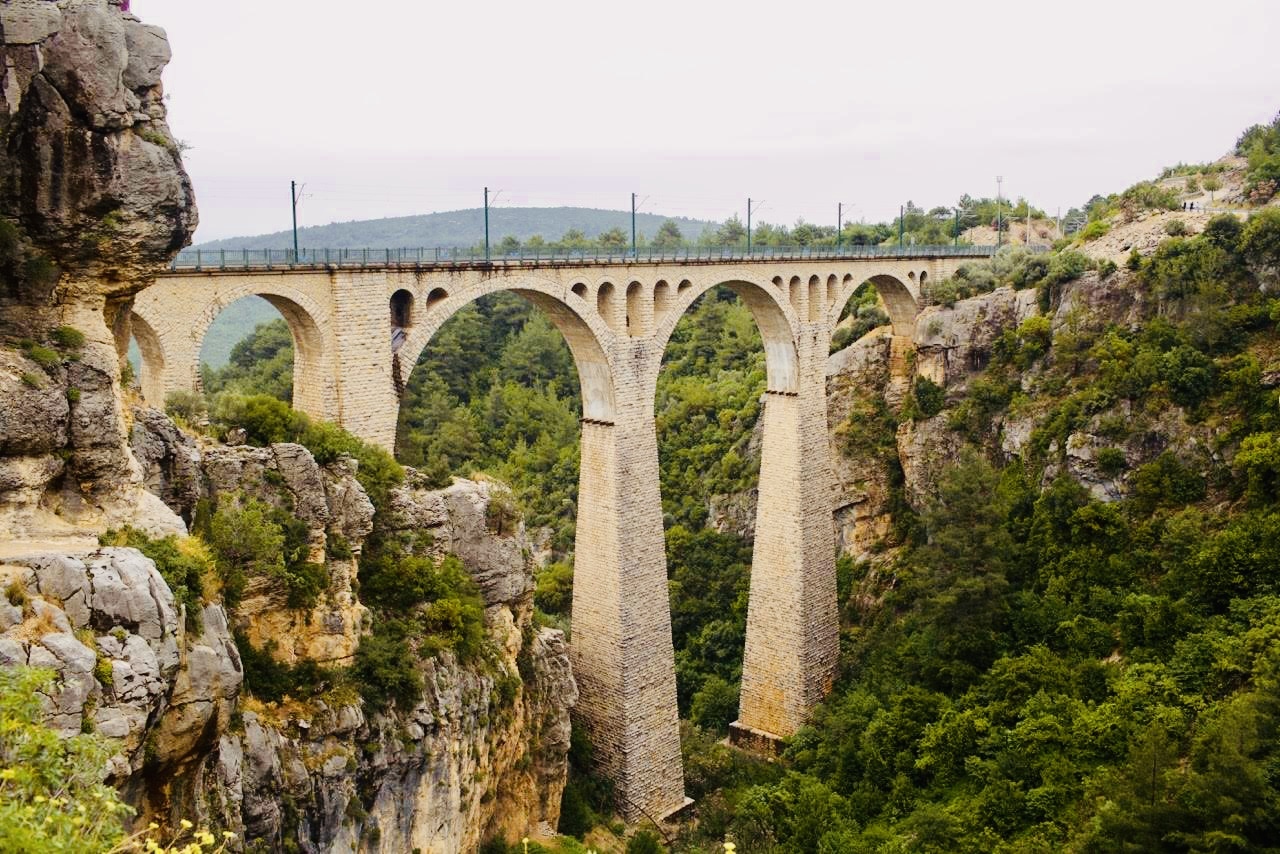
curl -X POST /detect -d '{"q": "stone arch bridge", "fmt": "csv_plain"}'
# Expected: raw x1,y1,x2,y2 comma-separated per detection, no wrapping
131,248,986,821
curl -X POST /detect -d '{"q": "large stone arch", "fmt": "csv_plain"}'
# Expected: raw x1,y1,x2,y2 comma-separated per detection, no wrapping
133,279,337,423
827,270,920,338
394,275,617,423
654,271,802,393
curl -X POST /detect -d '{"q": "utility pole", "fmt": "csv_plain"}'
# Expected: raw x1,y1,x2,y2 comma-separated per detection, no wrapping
747,198,753,255
290,180,300,261
631,192,637,258
899,205,904,246
484,186,490,261
996,175,1004,247
837,202,843,250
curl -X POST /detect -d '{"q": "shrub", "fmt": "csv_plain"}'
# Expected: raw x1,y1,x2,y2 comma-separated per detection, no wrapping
20,340,59,369
0,667,133,851
1078,220,1110,242
1119,181,1181,216
913,376,946,419
626,831,666,854
1233,432,1280,504
689,675,740,734
1165,219,1189,237
1131,452,1205,513
50,326,85,350
165,388,207,424
19,372,40,389
1160,345,1216,408
1096,447,1127,477
1097,258,1118,278
534,561,574,616
235,631,335,703
352,620,423,711
202,495,286,608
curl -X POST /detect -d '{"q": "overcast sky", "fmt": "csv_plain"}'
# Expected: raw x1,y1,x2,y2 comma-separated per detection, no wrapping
133,0,1279,244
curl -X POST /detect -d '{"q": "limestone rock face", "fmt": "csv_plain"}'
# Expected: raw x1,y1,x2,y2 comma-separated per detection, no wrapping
0,547,240,779
0,0,194,551
386,474,536,608
0,0,197,312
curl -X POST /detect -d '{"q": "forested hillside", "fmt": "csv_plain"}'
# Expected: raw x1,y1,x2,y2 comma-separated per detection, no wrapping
188,115,1280,853
194,206,717,251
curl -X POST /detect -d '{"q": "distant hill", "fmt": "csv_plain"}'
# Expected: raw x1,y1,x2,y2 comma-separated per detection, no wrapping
194,206,719,250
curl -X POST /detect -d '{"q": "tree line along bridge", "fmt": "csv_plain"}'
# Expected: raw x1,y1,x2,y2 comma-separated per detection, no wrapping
130,245,997,822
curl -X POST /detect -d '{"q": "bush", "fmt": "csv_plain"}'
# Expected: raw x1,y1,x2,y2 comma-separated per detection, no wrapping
534,561,574,616
352,619,424,711
202,495,286,608
0,668,133,851
626,831,666,854
1078,219,1111,242
1097,258,1118,278
1233,432,1280,504
235,631,336,703
1096,447,1127,477
913,376,946,419
690,675,740,734
50,326,85,350
20,340,59,369
1131,452,1205,513
1165,219,1189,237
165,388,207,424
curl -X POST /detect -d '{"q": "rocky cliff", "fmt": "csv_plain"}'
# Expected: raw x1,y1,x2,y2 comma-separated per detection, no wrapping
2,421,576,852
0,0,197,551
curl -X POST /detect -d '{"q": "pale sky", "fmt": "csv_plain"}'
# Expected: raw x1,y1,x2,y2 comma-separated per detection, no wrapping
132,0,1280,244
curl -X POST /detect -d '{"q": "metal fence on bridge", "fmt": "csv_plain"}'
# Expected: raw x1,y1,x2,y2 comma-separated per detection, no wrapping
167,243,1042,272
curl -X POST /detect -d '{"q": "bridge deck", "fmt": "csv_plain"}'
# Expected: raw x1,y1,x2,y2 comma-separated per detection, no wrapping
165,243,1016,274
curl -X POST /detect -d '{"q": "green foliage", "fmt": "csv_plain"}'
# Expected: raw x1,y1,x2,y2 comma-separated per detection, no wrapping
203,318,294,402
1118,180,1182,216
199,494,327,610
235,631,336,703
534,561,573,616
1165,218,1189,237
50,326,85,350
165,388,208,424
913,376,946,419
1236,111,1280,203
1078,219,1111,241
0,667,133,851
689,675,739,735
19,339,59,370
625,831,665,854
351,618,424,712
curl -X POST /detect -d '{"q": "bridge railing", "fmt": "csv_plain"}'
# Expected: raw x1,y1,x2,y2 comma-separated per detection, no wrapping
168,243,1047,272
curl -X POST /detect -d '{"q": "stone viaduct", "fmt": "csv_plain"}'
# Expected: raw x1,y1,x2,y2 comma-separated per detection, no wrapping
130,249,982,821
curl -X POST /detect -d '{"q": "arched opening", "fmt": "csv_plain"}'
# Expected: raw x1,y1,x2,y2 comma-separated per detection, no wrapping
390,289,414,328
625,281,649,337
829,280,892,354
653,280,673,326
828,273,920,349
394,288,614,561
677,279,692,293
597,281,622,332
788,276,804,319
649,278,802,735
425,287,448,310
390,289,414,355
188,293,329,420
807,275,823,322
571,282,588,300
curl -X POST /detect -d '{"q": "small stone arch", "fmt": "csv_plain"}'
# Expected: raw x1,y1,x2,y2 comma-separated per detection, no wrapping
807,275,824,322
625,280,651,337
180,287,333,421
571,282,589,300
677,279,692,293
425,287,448,310
829,273,919,339
597,281,623,333
653,280,673,325
788,276,804,317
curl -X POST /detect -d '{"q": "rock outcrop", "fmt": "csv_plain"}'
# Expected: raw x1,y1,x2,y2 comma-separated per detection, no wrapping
0,0,196,551
1,442,576,852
